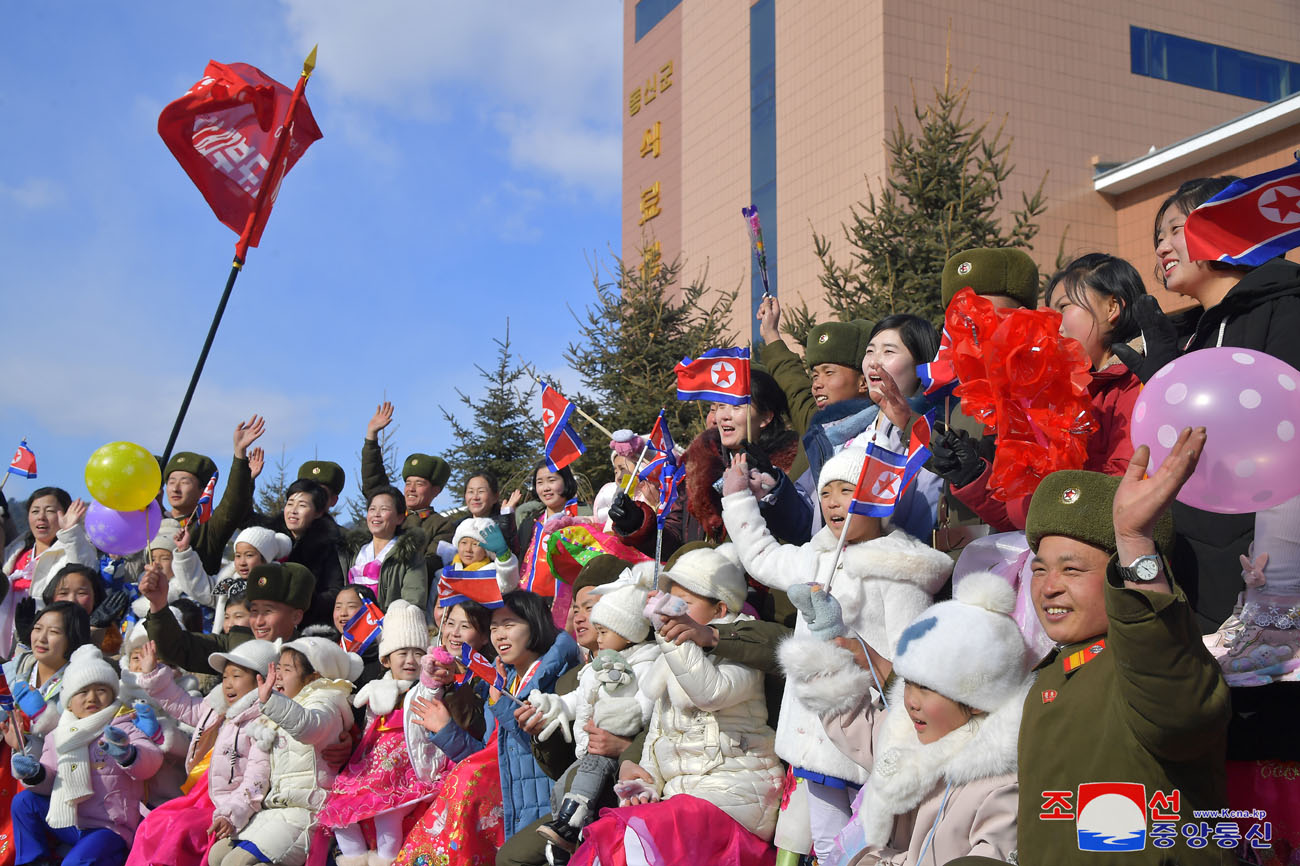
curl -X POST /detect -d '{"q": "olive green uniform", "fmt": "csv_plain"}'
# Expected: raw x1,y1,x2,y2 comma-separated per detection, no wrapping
165,452,254,577
360,438,456,570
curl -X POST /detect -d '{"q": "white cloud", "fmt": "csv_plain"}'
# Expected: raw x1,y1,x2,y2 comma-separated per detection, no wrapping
3,178,65,209
278,0,622,195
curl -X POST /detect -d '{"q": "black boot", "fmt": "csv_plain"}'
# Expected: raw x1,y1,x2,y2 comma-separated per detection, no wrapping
537,794,590,854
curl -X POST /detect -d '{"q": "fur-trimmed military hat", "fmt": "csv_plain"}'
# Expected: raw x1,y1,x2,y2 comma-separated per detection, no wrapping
298,461,346,497
164,452,217,483
402,454,450,487
805,321,870,370
1026,470,1174,556
245,562,316,611
941,248,1040,309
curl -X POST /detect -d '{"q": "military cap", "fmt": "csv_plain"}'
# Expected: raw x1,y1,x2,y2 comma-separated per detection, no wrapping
245,562,316,611
805,321,870,369
941,248,1040,309
402,453,450,487
572,554,635,596
164,452,217,483
1026,470,1174,556
298,461,346,497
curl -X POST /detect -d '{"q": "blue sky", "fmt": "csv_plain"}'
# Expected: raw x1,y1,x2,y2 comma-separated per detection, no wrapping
0,3,622,514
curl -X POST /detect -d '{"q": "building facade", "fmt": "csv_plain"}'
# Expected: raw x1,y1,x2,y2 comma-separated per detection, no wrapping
622,0,1300,342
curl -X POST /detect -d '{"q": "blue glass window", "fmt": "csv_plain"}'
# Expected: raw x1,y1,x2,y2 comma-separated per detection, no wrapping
1131,26,1300,102
635,0,683,42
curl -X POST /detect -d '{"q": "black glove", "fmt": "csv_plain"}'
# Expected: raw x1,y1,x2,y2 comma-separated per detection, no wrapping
926,423,986,489
90,590,130,628
739,440,776,477
607,491,645,535
1111,294,1180,383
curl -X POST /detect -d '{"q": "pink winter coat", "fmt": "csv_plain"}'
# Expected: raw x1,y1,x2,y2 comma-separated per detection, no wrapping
140,664,272,830
27,717,163,844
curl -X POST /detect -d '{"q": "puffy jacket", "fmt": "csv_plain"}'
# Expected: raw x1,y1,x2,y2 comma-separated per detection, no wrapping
722,492,952,781
347,527,429,612
431,630,582,839
952,360,1140,532
27,715,164,844
140,664,272,830
638,614,785,840
569,640,661,756
3,525,99,604
251,677,354,810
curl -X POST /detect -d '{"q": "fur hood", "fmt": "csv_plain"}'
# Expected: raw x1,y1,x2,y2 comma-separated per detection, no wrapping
855,677,1028,847
246,676,354,752
346,526,427,564
779,635,877,720
683,427,800,540
807,527,953,595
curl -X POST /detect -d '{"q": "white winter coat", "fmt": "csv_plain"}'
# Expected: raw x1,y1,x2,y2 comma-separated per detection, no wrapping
721,491,952,781
783,637,1024,865
560,640,660,756
168,546,218,608
638,614,785,841
3,526,99,603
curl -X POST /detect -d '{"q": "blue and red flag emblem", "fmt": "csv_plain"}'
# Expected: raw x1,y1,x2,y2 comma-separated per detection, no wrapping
639,410,679,480
848,414,934,518
1185,157,1300,266
460,643,507,692
8,440,36,479
193,470,219,524
540,382,586,472
437,566,505,609
675,348,751,405
341,598,384,654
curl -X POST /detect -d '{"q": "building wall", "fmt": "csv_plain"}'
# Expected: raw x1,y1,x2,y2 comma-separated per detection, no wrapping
623,0,1300,344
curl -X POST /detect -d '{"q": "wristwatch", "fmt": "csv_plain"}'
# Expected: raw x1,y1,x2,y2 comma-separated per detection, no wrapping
1118,554,1163,583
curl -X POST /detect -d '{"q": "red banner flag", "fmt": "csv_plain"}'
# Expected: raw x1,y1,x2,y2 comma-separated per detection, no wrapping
1184,157,1300,266
540,383,586,471
158,56,322,254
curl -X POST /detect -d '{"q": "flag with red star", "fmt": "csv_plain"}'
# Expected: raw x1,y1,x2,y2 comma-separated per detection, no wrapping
1184,157,1300,266
674,348,751,405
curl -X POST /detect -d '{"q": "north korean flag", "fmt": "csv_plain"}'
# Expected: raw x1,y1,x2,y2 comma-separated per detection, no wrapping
7,440,36,479
916,327,957,398
460,643,507,692
1185,157,1300,266
193,470,219,524
675,348,751,405
848,414,933,518
639,410,678,480
437,566,504,609
341,598,384,654
540,382,586,472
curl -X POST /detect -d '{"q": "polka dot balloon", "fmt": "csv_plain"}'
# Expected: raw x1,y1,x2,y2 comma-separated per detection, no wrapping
1131,347,1300,513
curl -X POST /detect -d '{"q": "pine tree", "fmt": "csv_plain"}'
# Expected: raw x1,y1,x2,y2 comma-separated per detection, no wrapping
346,426,400,526
565,246,737,488
439,320,540,496
787,62,1046,340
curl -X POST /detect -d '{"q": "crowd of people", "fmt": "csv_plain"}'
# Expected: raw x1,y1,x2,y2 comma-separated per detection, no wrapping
2,174,1298,866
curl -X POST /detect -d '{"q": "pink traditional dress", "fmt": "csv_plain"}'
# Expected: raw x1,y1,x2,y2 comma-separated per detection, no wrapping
570,796,777,866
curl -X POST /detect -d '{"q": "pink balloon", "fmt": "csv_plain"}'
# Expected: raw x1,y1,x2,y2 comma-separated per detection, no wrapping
84,500,163,557
1131,348,1300,513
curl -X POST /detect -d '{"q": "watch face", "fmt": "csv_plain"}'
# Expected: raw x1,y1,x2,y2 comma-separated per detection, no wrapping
1135,558,1159,581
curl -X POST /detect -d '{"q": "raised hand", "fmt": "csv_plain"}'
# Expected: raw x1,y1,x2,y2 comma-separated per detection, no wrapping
256,661,279,704
138,640,159,675
479,523,510,559
248,447,265,480
866,362,914,429
757,296,783,344
1114,426,1206,556
58,499,87,532
233,415,266,458
504,488,524,510
174,522,191,552
721,453,752,497
409,695,452,734
133,702,162,740
100,726,135,765
1111,295,1179,384
12,681,46,717
366,401,395,440
137,564,171,615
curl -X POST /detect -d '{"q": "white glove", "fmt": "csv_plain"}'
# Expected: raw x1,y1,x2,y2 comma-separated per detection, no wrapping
526,690,574,743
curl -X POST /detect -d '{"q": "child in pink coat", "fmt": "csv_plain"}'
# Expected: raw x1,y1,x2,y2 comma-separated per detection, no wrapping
10,645,163,866
125,639,280,866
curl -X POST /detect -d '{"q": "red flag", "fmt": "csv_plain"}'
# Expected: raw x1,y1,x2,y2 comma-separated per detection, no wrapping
340,599,384,654
437,565,505,609
158,56,321,254
540,383,586,471
1184,157,1300,266
7,440,36,479
675,348,751,404
460,643,508,692
193,470,218,525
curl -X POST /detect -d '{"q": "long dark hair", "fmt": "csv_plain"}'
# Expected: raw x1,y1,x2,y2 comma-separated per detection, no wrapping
750,369,797,454
1046,253,1145,348
23,487,72,550
1153,176,1249,278
33,601,92,662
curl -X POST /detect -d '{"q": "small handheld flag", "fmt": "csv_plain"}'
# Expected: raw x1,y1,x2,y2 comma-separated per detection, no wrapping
742,205,772,298
675,348,751,405
459,643,523,704
639,410,679,481
437,566,505,609
540,383,586,472
192,470,219,525
848,414,934,518
341,599,384,654
1184,156,1300,267
7,440,36,480
657,462,686,528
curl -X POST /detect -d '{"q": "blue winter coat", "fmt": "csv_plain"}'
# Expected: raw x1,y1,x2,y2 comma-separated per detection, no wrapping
429,630,583,838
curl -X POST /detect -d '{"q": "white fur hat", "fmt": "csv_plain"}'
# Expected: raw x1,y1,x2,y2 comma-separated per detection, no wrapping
892,572,1029,713
818,446,867,492
234,526,293,564
208,639,280,678
148,517,182,554
453,517,496,548
591,563,655,644
658,544,747,615
279,636,365,682
378,599,429,660
63,644,120,700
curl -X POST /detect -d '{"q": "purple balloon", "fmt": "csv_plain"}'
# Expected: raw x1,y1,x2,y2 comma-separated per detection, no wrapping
1131,348,1300,513
84,500,163,557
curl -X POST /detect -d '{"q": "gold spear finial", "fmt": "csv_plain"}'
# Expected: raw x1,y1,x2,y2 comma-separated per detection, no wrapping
303,45,318,79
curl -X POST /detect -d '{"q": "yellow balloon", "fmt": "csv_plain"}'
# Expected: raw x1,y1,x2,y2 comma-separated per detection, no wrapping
84,441,161,512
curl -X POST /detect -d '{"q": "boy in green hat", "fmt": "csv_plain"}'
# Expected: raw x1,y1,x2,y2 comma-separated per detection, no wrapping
361,401,456,569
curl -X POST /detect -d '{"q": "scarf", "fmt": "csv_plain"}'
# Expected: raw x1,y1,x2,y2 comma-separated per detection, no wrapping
48,701,122,828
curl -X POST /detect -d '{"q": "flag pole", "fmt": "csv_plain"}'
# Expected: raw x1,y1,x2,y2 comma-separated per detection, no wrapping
159,46,318,468
625,441,651,495
526,371,616,440
824,512,853,596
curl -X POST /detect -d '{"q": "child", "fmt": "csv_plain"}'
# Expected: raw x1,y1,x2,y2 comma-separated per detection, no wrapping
10,645,164,866
318,600,443,866
347,485,429,612
219,584,250,634
202,526,292,630
119,621,198,806
446,516,520,595
332,584,383,689
570,547,785,866
125,639,279,866
43,563,126,656
528,562,662,855
780,573,1031,865
210,637,362,866
721,446,953,860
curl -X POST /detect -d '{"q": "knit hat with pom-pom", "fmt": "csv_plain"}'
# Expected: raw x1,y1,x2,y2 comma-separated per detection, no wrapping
63,645,120,701
892,572,1030,712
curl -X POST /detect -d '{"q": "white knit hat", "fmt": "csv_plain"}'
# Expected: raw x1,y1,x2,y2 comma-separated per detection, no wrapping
658,544,747,615
208,639,280,678
63,645,120,700
590,563,656,643
892,572,1030,713
378,599,429,660
279,636,365,682
234,526,293,564
149,517,182,554
818,446,867,492
453,517,495,548
123,620,151,655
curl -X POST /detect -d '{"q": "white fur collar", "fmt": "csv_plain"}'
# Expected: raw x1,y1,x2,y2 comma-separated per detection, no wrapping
856,678,1027,847
809,528,953,594
353,672,413,715
224,689,262,722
